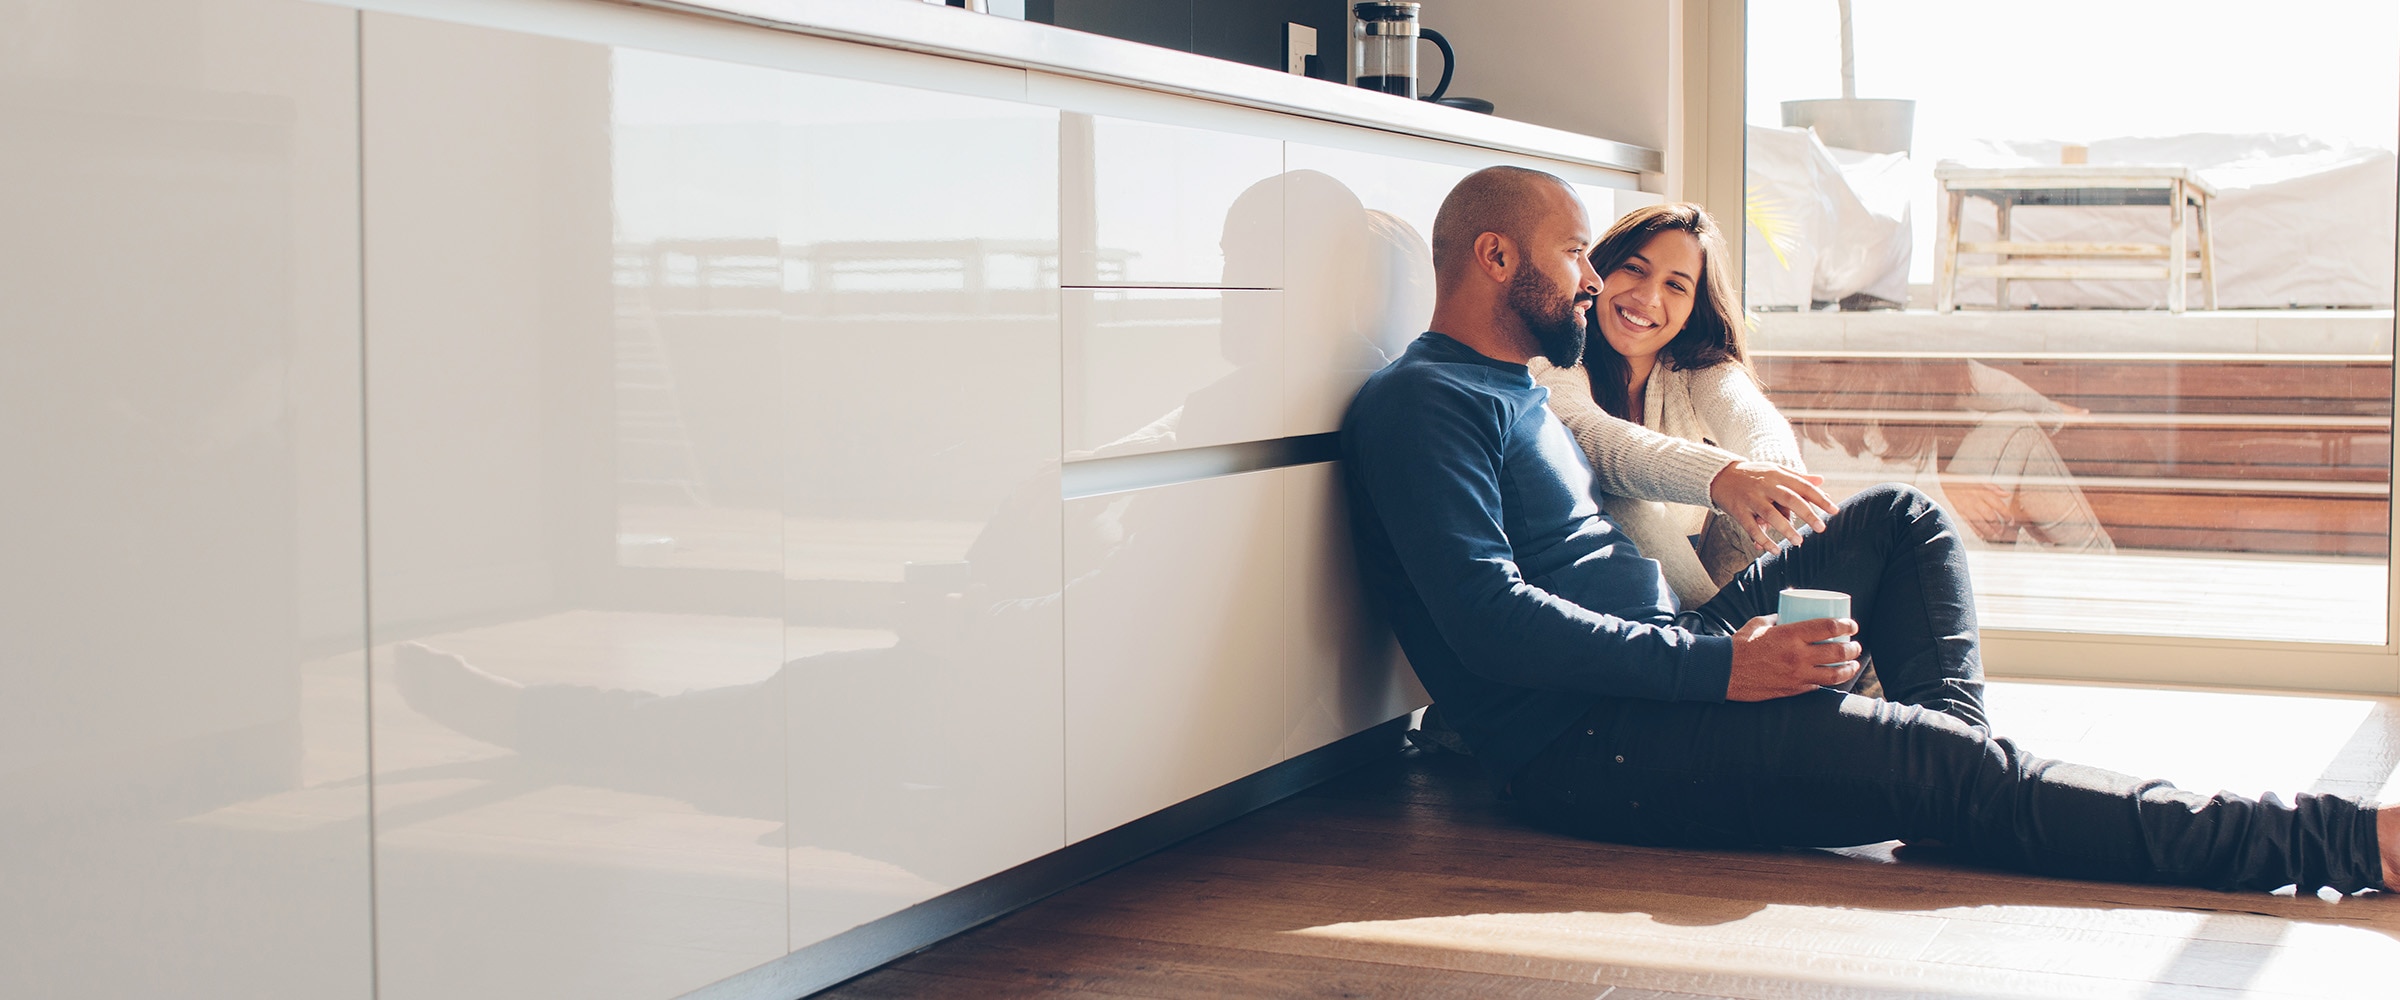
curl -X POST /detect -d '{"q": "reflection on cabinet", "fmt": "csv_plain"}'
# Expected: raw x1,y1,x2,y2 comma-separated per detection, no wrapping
1278,153,1458,435
1058,461,1422,841
363,16,790,1000
0,0,372,997
1065,288,1286,457
1281,464,1427,759
777,57,1064,952
363,6,1073,985
1277,140,1642,437
1060,113,1285,287
1287,140,1481,254
1064,470,1293,840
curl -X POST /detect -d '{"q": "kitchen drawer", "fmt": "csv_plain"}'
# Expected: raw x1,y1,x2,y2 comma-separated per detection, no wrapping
1060,113,1284,288
1065,287,1284,458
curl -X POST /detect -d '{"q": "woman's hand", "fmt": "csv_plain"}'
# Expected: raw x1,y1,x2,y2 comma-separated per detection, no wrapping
1708,461,1836,551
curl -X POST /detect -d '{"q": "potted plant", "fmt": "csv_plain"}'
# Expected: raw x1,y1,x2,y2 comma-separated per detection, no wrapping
1779,0,1914,154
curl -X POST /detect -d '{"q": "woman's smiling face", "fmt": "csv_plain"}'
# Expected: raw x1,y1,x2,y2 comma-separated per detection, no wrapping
1594,228,1704,366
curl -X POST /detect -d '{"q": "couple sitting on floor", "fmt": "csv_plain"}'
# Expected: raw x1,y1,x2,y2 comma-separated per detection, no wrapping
1341,165,2399,894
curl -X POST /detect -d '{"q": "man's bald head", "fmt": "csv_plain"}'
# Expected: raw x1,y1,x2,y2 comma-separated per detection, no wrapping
1423,166,1599,368
1430,166,1579,284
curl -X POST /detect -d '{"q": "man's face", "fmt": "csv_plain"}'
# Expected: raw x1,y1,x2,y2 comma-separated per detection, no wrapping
1505,187,1602,367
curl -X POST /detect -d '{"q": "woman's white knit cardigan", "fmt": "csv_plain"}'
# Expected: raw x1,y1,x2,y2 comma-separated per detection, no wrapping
1528,358,1807,605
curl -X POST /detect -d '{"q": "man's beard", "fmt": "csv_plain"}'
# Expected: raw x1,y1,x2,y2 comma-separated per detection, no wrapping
1507,265,1590,367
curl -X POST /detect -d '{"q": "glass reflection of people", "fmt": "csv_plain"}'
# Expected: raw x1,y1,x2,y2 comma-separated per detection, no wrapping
1077,170,1432,459
1526,204,1825,606
1796,359,2114,553
397,169,1425,882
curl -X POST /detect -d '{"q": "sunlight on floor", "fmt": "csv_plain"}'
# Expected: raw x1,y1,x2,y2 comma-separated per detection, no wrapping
1981,681,2393,801
1288,902,2395,999
1968,548,2387,645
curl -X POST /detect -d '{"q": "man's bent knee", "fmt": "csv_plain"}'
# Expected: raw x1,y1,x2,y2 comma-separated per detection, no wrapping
1846,482,1934,516
1838,482,1958,538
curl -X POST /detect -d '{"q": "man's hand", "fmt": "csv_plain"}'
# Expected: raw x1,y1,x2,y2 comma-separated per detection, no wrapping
1726,615,1861,701
1709,462,1837,552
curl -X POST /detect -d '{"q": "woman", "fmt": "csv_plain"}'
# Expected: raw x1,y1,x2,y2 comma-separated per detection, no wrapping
1531,203,1818,605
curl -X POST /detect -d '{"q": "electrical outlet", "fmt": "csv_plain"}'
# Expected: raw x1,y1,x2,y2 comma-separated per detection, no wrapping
1286,23,1318,76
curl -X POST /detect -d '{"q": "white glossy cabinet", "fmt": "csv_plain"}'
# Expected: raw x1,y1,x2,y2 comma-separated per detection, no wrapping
364,9,1071,987
1287,140,1482,256
1279,148,1460,435
1278,139,1645,436
0,0,371,997
774,64,1064,950
6,0,1647,991
1058,111,1285,287
1280,465,1427,759
363,19,787,999
1065,288,1285,456
1064,470,1293,840
1060,461,1429,838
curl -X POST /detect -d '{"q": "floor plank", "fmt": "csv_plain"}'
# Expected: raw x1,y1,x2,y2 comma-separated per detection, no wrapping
821,680,2400,999
859,927,1612,999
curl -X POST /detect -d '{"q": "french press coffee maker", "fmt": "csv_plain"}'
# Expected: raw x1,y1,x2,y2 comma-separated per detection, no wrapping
1351,2,1453,101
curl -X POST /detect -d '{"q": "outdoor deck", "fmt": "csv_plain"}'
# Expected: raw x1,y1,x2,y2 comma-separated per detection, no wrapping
1748,309,2393,644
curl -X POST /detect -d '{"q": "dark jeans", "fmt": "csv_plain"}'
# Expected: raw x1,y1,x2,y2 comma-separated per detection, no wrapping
1512,484,2386,893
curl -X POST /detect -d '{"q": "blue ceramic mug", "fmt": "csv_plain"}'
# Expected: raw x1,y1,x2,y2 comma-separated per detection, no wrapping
1777,588,1852,644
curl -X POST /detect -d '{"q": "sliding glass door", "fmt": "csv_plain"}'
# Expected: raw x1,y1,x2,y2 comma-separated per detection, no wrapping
1738,1,2397,684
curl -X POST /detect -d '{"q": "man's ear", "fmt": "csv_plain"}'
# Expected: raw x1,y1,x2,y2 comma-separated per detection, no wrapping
1472,231,1514,283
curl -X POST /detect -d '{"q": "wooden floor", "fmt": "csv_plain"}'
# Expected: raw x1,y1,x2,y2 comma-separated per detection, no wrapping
821,681,2400,999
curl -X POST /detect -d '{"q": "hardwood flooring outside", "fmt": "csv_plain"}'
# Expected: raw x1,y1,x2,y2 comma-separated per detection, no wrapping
820,680,2400,999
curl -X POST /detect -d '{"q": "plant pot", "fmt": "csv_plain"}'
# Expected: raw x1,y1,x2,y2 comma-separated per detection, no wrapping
1780,98,1915,154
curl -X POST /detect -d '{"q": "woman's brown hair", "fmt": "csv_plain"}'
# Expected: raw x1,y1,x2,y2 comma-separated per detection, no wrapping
1580,202,1750,421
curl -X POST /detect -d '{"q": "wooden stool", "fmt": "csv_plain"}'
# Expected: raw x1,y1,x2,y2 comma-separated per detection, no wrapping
1935,165,2217,313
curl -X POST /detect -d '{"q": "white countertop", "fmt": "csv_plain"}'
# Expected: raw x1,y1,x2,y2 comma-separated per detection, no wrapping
615,0,1663,176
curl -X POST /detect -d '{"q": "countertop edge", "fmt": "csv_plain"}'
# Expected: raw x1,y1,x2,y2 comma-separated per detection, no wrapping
605,0,1664,177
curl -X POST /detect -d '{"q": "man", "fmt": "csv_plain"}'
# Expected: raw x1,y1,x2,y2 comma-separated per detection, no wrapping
1340,165,2397,893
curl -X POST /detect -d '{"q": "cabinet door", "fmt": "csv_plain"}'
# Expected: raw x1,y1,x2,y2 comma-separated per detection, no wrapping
364,20,787,1000
1058,112,1285,288
1281,143,1468,435
1280,464,1427,760
1063,471,1292,840
1065,288,1285,457
0,1,371,997
775,65,1065,950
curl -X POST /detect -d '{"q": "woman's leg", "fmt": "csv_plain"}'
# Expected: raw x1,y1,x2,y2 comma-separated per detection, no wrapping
1949,417,2116,553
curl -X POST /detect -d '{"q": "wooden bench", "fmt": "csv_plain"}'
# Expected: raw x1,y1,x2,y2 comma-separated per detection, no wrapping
1934,166,2218,312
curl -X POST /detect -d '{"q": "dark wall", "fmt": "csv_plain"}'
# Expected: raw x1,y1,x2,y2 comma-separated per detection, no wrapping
1027,1,1351,84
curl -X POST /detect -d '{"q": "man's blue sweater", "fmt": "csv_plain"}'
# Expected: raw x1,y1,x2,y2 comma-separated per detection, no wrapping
1341,333,1737,782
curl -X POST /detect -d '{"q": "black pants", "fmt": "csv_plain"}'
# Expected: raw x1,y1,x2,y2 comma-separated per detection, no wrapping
1512,484,2385,893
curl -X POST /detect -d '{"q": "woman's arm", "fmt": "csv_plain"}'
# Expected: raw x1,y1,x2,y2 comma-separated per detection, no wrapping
1530,358,1731,507
1534,360,1832,550
1689,364,1807,470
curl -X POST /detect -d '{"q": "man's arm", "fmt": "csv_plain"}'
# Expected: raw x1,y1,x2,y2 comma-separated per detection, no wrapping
1347,380,1732,702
